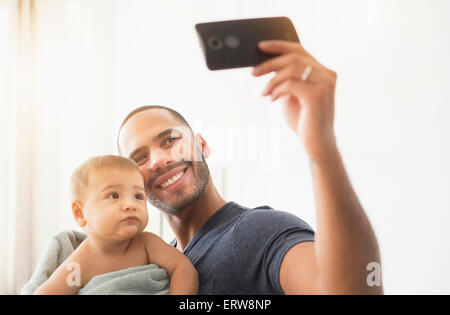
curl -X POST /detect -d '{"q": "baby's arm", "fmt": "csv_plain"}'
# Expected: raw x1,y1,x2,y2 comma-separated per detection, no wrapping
144,232,198,295
34,247,87,295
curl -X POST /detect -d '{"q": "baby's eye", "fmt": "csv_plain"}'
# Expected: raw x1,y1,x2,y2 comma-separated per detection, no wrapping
135,193,145,200
107,193,119,199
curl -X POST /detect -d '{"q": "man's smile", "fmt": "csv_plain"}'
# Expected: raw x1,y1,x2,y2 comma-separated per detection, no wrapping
152,165,190,191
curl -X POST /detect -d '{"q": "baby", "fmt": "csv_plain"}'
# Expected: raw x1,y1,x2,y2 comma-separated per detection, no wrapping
34,155,198,295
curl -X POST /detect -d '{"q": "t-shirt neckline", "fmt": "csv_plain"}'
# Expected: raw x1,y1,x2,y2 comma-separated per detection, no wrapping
170,201,238,253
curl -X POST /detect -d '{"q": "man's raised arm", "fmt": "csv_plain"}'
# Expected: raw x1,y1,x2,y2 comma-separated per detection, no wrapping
252,40,382,294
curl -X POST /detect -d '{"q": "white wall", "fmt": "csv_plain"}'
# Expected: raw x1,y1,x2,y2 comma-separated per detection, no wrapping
115,0,450,294
2,0,448,294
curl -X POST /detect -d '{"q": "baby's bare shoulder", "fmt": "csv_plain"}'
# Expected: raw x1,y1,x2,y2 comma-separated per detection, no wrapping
139,231,170,251
140,231,160,240
140,232,163,245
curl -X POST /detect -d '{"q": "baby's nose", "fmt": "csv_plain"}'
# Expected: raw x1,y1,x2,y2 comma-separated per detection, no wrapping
124,203,137,211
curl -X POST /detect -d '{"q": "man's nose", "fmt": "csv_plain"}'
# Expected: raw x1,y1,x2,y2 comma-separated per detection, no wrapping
148,148,173,171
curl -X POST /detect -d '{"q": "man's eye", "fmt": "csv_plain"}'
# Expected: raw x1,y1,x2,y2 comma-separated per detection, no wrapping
163,136,180,147
134,153,148,164
107,193,119,199
135,193,145,200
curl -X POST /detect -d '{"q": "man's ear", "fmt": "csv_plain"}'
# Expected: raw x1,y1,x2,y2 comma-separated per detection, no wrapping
72,201,86,227
194,133,211,159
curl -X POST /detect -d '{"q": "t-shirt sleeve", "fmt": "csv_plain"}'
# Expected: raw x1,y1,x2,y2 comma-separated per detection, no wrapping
232,207,315,294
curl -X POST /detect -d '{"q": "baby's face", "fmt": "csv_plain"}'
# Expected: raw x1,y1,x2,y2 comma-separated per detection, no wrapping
82,167,149,241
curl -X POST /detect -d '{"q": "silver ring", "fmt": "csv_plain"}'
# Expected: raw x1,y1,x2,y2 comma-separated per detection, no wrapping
301,65,312,81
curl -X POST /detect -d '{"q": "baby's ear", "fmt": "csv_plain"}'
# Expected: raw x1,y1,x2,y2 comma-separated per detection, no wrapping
72,201,86,227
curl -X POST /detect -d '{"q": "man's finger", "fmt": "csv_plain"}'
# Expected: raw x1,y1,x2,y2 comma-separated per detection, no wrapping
257,40,305,55
252,53,300,77
263,66,301,96
270,79,309,102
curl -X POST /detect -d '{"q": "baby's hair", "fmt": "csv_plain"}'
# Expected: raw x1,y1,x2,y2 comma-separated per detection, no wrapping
70,155,141,202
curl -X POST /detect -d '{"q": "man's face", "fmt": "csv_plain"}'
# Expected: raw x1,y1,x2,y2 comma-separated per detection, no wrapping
82,168,149,241
118,109,210,215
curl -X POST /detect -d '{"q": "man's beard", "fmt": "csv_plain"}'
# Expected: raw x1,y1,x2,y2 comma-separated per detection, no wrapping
146,157,210,215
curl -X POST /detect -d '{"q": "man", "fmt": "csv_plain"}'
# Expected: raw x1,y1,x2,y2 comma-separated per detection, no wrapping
117,40,383,294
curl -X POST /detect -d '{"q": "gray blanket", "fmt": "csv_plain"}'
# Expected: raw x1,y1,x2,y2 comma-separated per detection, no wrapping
21,230,170,295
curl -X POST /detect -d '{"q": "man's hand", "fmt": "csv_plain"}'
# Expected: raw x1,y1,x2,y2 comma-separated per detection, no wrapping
253,41,383,294
252,40,338,159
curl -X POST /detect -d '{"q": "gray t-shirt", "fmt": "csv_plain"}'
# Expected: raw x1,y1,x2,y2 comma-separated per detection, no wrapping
170,201,315,294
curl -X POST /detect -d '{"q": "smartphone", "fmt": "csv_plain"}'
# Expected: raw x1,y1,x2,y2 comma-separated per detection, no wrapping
195,17,299,71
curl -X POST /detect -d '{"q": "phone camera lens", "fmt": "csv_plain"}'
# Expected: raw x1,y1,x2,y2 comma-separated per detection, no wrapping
207,36,223,50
